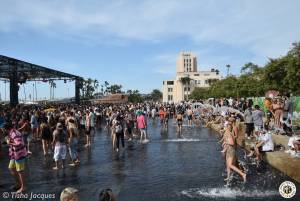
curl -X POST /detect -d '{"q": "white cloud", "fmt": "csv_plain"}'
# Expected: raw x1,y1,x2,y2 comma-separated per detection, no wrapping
0,0,299,59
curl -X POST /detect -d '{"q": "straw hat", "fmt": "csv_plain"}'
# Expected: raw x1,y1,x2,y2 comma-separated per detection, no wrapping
60,187,79,201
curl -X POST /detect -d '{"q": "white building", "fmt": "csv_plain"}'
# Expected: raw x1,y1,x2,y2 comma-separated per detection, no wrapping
162,52,221,103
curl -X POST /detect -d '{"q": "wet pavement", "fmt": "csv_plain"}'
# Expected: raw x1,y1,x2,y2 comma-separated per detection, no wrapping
0,119,299,201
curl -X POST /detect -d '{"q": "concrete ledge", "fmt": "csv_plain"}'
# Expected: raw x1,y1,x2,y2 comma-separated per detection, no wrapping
207,122,300,183
265,151,300,183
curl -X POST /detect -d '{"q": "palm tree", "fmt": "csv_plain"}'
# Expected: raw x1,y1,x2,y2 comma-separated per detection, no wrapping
180,76,192,101
226,64,231,77
93,79,99,97
49,80,56,100
104,81,109,95
101,85,104,95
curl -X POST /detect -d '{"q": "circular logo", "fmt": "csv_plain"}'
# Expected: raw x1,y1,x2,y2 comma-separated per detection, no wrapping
279,181,296,198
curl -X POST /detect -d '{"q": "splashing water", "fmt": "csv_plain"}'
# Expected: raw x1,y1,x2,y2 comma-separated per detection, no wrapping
181,188,278,199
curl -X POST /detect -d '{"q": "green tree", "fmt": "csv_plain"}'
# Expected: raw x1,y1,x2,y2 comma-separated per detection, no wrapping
82,78,95,99
104,81,109,95
241,62,259,75
190,42,300,98
283,42,300,95
107,84,122,94
150,89,162,101
128,90,143,103
93,79,99,93
190,87,210,99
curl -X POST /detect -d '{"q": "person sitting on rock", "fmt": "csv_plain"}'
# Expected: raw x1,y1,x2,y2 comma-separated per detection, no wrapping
247,130,274,161
285,134,300,157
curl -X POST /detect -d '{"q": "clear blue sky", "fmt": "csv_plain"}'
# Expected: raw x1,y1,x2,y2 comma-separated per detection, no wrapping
0,0,300,100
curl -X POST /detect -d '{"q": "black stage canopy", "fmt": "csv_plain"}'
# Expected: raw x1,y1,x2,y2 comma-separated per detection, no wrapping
0,55,83,106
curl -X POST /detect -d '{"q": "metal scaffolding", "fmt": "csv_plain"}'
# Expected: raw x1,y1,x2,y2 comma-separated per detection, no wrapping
0,55,83,106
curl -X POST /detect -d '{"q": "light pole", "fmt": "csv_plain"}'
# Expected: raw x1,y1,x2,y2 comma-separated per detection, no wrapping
4,80,7,101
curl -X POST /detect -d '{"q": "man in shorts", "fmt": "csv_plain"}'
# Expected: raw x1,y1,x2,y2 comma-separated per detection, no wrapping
52,123,67,170
187,107,193,125
3,122,27,193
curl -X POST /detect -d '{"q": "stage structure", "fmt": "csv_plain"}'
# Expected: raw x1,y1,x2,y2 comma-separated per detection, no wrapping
0,55,83,106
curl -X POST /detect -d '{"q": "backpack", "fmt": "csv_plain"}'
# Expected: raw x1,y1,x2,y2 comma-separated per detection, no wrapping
115,121,123,133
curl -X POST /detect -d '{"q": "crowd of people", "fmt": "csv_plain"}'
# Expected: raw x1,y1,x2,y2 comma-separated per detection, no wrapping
0,101,208,198
0,95,299,198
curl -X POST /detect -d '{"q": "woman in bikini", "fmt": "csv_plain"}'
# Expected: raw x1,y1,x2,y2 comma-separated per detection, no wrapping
224,121,247,182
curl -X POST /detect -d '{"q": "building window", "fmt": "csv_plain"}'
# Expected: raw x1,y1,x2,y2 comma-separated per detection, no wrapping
168,88,173,92
184,87,190,91
168,95,173,101
205,80,209,84
194,74,199,76
167,81,174,85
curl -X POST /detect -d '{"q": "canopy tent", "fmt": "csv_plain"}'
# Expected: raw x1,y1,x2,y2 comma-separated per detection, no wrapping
0,55,83,106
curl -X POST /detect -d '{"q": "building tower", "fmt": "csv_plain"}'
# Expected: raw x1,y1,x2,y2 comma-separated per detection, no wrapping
176,52,197,73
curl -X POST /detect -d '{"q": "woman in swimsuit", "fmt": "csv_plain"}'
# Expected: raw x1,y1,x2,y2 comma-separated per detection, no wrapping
224,121,247,182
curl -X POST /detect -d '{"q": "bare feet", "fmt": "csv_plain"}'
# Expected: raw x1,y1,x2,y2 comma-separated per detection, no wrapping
53,166,59,170
16,188,25,193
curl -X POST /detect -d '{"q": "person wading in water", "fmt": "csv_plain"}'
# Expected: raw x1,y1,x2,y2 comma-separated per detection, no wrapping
224,120,247,182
